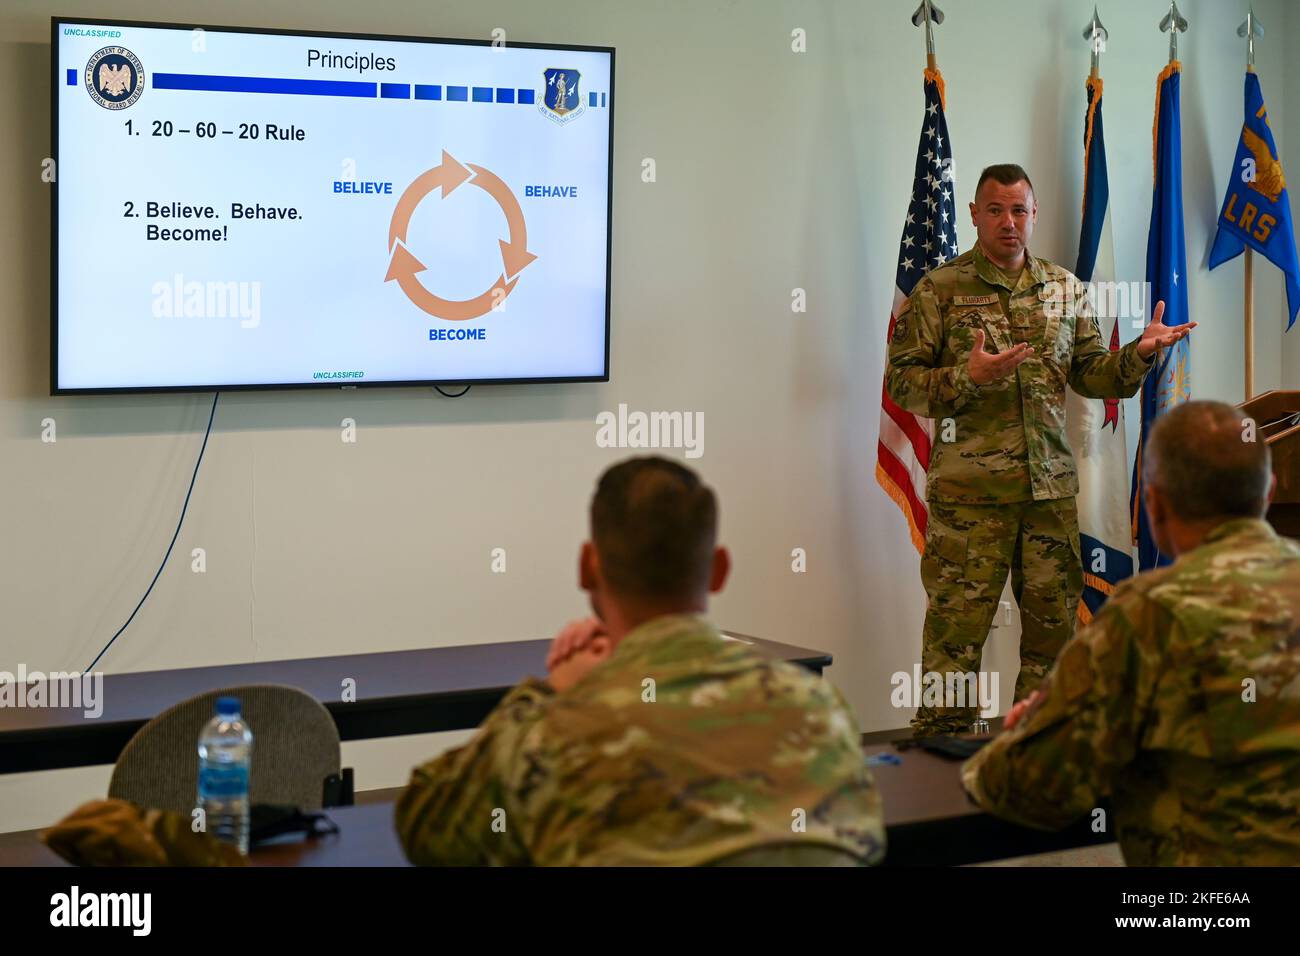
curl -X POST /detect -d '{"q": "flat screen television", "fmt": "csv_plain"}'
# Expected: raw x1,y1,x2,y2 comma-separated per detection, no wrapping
52,17,613,393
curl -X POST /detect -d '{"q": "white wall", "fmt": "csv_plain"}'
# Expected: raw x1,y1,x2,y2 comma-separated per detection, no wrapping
1,0,1295,833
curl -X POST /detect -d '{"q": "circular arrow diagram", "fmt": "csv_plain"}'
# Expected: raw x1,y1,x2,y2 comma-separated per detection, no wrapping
385,150,536,321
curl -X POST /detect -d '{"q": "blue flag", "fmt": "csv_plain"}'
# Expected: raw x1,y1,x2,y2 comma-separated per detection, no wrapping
1208,71,1300,330
1132,63,1191,571
1075,77,1110,285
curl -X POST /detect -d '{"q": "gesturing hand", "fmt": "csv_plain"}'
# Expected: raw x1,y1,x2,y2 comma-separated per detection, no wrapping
967,328,1034,386
1136,300,1197,359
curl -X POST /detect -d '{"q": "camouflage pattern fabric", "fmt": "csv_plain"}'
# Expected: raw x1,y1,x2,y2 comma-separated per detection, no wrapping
913,496,1082,733
42,798,247,867
887,244,1151,733
396,614,884,866
962,518,1300,866
886,244,1151,504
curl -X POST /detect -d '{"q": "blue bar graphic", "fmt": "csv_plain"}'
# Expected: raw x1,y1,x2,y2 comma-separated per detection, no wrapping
141,72,556,109
588,91,596,107
601,92,606,107
66,68,76,86
152,73,376,97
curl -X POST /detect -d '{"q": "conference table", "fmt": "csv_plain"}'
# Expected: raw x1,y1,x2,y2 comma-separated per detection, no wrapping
0,634,1112,865
0,631,830,774
0,738,1111,867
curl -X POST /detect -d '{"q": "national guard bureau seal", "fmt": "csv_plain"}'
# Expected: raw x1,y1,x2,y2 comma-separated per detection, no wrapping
540,67,584,126
85,46,144,110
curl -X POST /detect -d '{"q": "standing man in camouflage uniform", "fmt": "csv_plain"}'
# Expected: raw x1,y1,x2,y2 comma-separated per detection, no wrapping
886,163,1193,734
963,401,1300,865
396,457,884,866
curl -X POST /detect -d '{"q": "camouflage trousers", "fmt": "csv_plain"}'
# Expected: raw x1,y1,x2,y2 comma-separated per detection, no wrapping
910,496,1083,735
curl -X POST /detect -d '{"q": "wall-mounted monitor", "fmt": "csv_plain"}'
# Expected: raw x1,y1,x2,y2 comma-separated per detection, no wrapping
52,17,614,393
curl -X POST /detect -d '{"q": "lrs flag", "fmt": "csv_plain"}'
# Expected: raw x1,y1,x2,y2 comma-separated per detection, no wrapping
1066,75,1133,625
876,68,959,552
1208,70,1300,330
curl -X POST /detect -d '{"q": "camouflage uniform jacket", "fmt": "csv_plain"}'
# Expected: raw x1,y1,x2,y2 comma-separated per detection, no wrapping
886,244,1153,503
962,518,1300,865
396,614,885,865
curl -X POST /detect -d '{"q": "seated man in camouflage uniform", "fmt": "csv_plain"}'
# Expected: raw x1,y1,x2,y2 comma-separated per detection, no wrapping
396,456,884,866
963,401,1300,865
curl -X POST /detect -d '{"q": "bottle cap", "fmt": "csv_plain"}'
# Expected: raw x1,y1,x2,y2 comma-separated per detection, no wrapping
216,696,241,716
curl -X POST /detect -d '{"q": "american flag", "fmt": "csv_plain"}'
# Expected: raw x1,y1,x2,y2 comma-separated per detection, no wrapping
876,69,960,552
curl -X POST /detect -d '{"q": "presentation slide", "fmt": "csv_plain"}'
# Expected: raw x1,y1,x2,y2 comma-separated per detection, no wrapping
53,19,613,392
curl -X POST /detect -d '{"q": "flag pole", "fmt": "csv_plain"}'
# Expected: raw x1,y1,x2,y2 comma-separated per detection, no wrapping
912,0,944,71
1084,7,1107,80
1160,1,1187,64
1155,0,1187,371
1081,10,1108,227
1239,8,1264,400
876,1,953,557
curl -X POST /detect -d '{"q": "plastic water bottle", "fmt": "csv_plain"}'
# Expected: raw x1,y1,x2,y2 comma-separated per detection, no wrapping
197,696,252,854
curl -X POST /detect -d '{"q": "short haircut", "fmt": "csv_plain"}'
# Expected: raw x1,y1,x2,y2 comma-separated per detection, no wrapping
590,457,718,601
1144,400,1272,521
975,163,1034,202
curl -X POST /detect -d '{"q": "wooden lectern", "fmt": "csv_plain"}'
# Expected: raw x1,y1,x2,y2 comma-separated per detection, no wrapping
1240,390,1300,538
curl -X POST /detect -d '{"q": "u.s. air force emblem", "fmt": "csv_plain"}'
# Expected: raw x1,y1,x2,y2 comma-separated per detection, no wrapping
85,46,144,110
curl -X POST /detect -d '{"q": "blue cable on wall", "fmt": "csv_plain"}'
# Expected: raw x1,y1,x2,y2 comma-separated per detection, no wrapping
86,391,220,673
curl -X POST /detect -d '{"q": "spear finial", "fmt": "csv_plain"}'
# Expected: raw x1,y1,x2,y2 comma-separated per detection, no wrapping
912,0,945,69
1237,7,1263,71
1160,1,1189,63
1082,7,1108,77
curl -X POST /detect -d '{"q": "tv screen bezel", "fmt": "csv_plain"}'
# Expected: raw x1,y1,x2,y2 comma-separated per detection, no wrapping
50,15,615,395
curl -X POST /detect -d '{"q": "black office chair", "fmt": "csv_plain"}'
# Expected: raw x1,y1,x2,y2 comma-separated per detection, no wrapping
108,684,352,813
